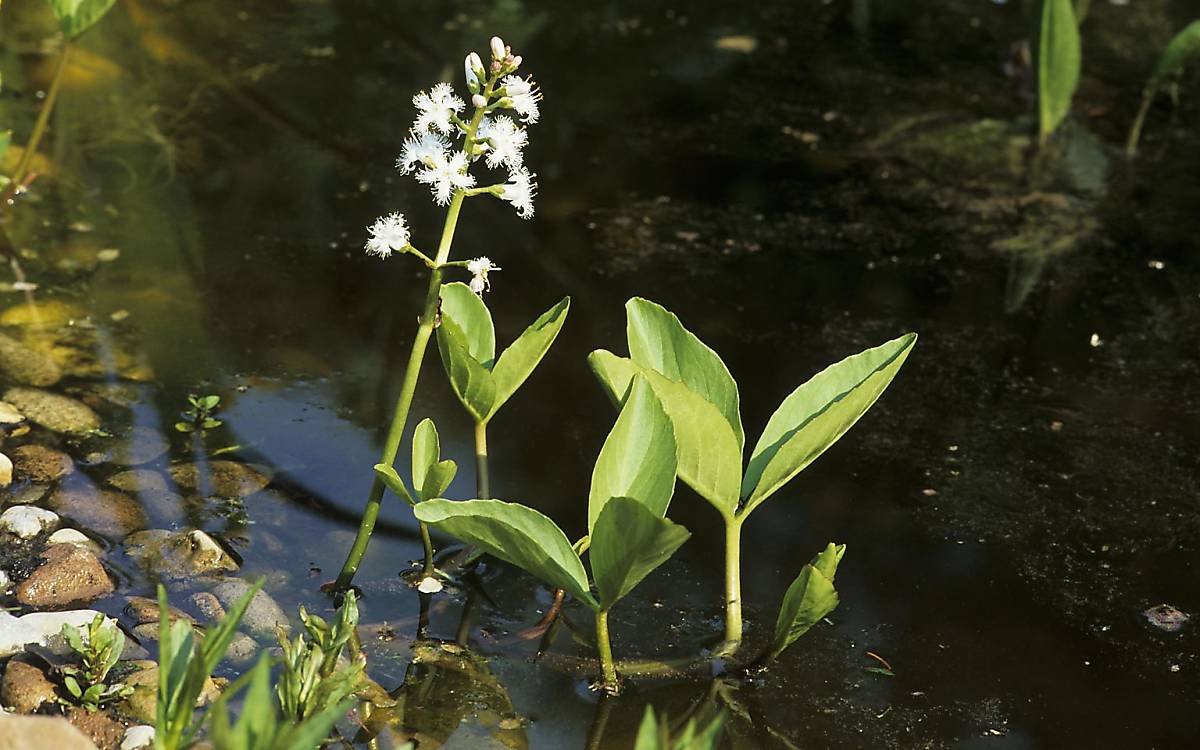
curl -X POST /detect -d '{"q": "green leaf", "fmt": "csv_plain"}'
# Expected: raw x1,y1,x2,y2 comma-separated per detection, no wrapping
489,296,570,415
415,498,596,609
412,418,441,494
625,298,744,449
46,0,117,38
440,281,495,366
1035,0,1081,141
589,351,741,516
768,543,845,661
61,622,83,653
419,460,457,503
373,463,415,506
1152,20,1200,82
64,675,82,699
741,333,916,515
436,314,498,422
590,497,691,611
587,376,677,532
277,697,356,750
200,395,220,410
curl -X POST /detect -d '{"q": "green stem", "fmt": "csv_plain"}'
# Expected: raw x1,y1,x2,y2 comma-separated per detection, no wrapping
595,609,618,693
474,420,490,499
1126,90,1153,157
332,71,499,590
419,521,435,577
4,42,71,205
723,515,744,647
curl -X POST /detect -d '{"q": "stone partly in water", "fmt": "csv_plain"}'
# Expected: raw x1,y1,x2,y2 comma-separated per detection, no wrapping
10,444,75,483
47,484,147,539
0,609,112,658
46,528,101,553
0,656,60,713
169,460,272,497
0,332,63,387
2,388,100,436
211,578,290,637
0,505,60,539
0,453,11,488
123,529,239,578
15,543,114,608
122,595,194,627
0,715,100,750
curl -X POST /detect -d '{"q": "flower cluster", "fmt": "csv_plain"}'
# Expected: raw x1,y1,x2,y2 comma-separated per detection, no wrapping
363,36,541,295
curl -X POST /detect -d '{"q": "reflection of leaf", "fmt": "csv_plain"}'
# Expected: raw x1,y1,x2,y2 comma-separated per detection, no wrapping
360,641,528,750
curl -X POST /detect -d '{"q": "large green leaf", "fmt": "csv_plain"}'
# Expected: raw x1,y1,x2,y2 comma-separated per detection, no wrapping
412,418,441,495
588,376,677,531
589,351,741,516
440,282,495,366
415,499,597,609
741,333,916,515
437,315,498,422
625,298,744,450
1152,19,1200,83
490,296,570,415
768,543,845,661
1035,0,1081,142
46,0,117,38
590,497,691,611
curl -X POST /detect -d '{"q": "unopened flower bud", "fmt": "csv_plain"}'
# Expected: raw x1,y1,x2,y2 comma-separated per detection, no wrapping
510,55,522,69
472,93,487,108
490,36,507,60
464,52,483,91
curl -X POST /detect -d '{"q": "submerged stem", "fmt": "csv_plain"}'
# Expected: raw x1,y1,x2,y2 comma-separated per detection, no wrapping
3,42,71,208
474,420,490,499
723,515,744,647
595,609,618,693
1126,91,1154,157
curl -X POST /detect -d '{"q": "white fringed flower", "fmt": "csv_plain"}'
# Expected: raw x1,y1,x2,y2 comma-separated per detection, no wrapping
499,168,536,219
476,115,527,170
501,75,541,124
416,151,475,205
395,131,449,175
467,256,501,295
413,82,465,135
364,212,410,258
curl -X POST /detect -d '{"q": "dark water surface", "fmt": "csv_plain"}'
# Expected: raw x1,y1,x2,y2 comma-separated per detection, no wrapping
2,0,1199,746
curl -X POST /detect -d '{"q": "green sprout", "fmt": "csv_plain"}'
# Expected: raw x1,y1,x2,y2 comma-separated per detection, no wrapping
176,393,223,433
59,614,133,711
276,591,365,722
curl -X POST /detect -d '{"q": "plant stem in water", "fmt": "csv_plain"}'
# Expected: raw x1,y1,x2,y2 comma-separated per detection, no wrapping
595,609,618,693
723,515,744,647
474,420,490,499
3,42,71,207
1126,91,1153,157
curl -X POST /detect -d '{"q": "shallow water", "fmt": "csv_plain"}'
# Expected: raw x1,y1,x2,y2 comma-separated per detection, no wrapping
1,0,1199,746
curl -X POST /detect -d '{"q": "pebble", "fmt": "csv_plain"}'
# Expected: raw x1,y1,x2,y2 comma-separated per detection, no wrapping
0,569,9,590
190,591,225,622
1143,604,1190,633
0,400,25,424
0,505,60,539
121,726,155,750
46,528,98,552
0,452,11,488
0,657,59,713
105,426,169,467
0,332,63,387
15,543,113,608
9,444,75,483
0,300,86,329
47,484,147,539
0,609,112,658
107,469,167,493
123,529,239,578
2,388,100,436
169,460,272,497
211,578,290,637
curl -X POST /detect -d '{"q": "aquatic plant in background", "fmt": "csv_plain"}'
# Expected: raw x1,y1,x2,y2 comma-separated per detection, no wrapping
589,299,915,649
1126,19,1200,156
1034,0,1081,145
175,393,223,433
335,35,544,590
416,378,691,693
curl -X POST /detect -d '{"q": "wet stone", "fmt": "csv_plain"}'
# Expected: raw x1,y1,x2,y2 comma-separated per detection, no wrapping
168,460,271,497
46,528,102,554
2,388,100,436
47,485,147,539
211,579,290,637
123,596,194,626
0,505,60,539
123,529,238,578
103,426,169,467
2,483,49,508
190,592,225,622
1143,604,1190,633
0,400,25,424
0,300,87,330
0,656,59,713
106,469,167,493
0,332,63,387
15,543,113,608
0,452,11,488
10,444,75,483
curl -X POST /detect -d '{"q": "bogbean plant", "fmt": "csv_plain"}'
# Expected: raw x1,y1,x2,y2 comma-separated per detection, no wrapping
334,35,917,693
